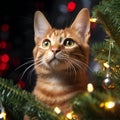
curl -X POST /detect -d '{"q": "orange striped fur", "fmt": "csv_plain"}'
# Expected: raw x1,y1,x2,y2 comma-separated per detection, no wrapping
24,8,90,120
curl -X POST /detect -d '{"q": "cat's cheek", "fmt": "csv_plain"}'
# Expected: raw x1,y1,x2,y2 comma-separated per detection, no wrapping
42,51,54,67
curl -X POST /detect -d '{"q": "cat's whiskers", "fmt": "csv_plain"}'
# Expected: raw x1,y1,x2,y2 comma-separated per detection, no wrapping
71,58,87,71
33,55,52,71
15,59,34,71
68,60,77,80
60,53,77,78
71,56,93,74
71,52,89,66
28,57,48,82
27,59,39,79
33,58,44,68
20,58,42,80
14,58,35,82
20,63,35,80
56,54,68,69
61,52,89,76
71,52,93,72
74,53,87,62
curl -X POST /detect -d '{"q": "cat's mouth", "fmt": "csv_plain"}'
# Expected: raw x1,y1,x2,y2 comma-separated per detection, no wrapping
46,54,65,69
43,52,66,70
48,57,60,65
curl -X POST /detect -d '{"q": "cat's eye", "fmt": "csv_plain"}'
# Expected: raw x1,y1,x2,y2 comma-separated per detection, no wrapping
63,38,75,47
42,39,51,48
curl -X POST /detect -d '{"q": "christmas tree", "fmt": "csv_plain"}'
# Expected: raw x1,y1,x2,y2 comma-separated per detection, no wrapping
0,0,120,119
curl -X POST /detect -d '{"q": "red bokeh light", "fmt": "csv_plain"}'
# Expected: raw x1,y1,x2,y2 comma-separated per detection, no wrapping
67,1,76,12
1,54,10,63
0,41,7,49
17,80,26,89
0,41,12,50
1,24,10,32
0,63,8,71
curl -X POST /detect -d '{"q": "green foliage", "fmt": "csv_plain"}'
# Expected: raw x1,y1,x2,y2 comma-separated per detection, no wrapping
1,0,120,120
92,0,120,46
0,78,61,120
91,39,120,73
1,77,120,120
91,39,120,97
1,71,120,120
71,91,120,120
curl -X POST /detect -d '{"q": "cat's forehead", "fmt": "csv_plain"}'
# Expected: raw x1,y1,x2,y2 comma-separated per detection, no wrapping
46,29,70,40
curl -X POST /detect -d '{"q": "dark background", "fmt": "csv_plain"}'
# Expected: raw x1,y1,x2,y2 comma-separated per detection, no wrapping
0,0,104,91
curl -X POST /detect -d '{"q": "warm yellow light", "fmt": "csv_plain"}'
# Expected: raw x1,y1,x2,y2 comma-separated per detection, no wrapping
105,101,115,109
90,18,97,22
54,107,61,114
103,62,110,68
100,102,105,108
66,112,73,119
0,112,6,120
87,83,94,93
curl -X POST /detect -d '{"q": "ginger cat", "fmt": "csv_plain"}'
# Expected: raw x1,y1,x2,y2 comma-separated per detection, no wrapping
24,8,90,120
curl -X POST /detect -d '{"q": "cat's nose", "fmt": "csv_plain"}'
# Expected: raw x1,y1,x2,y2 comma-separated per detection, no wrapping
51,48,60,54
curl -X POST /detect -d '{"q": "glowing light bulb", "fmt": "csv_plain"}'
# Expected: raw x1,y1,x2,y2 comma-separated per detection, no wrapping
87,83,94,93
103,62,110,68
90,18,97,22
54,107,61,114
105,101,115,109
100,102,105,108
66,112,73,119
0,112,6,120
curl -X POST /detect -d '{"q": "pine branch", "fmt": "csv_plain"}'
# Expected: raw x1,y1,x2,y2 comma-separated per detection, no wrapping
71,91,120,120
92,0,120,46
1,75,120,120
0,78,61,120
91,40,120,73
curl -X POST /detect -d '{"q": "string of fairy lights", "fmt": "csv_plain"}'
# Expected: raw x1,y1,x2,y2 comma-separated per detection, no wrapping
0,17,118,120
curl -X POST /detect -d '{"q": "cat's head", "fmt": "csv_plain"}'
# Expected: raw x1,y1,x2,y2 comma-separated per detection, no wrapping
33,8,90,72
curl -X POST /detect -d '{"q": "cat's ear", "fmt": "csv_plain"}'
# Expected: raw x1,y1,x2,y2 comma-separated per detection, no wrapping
34,11,52,39
70,8,90,43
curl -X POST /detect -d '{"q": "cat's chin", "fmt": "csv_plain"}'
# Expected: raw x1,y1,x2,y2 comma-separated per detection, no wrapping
49,59,60,66
44,59,67,71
